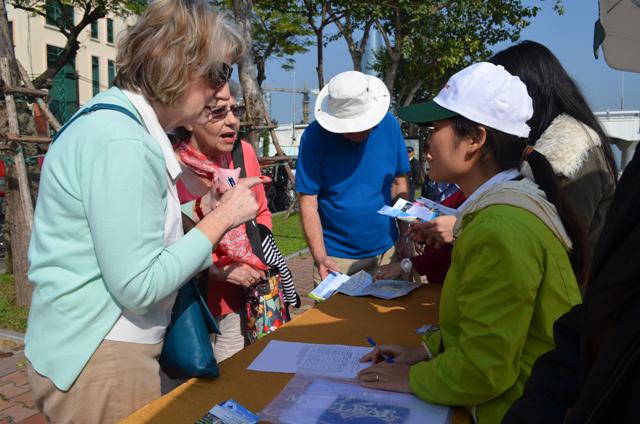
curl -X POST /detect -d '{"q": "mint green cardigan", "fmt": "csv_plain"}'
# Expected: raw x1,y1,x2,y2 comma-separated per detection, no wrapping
25,87,213,390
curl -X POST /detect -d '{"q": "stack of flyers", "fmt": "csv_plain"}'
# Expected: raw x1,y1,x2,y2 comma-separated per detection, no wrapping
196,399,259,424
378,198,456,222
415,197,457,216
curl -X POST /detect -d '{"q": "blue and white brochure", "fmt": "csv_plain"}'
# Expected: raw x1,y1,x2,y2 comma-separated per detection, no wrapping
308,271,351,302
377,198,455,222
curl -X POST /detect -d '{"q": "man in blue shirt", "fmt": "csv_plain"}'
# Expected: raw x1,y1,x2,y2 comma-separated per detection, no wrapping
296,71,411,283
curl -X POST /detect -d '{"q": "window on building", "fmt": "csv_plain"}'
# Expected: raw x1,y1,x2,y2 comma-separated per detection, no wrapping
92,56,100,95
45,0,74,29
91,20,99,39
106,18,114,44
107,60,116,88
47,45,79,123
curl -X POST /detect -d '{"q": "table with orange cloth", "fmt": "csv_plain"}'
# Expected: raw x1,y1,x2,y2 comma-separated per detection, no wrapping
122,284,470,423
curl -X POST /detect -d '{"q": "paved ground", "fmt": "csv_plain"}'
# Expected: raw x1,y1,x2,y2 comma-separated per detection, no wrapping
0,253,317,423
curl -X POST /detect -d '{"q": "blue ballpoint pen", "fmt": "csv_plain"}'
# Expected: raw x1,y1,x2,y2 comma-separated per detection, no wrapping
365,336,394,363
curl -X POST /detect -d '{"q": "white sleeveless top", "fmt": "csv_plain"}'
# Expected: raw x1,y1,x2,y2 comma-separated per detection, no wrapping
104,91,183,344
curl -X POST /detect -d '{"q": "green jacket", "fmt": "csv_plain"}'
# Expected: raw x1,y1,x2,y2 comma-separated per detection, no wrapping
409,204,582,423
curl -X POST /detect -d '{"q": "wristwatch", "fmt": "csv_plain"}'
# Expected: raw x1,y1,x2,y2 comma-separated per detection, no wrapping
400,258,413,273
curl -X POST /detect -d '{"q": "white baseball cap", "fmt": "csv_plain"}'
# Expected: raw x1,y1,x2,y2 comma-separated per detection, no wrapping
397,62,533,138
315,71,390,133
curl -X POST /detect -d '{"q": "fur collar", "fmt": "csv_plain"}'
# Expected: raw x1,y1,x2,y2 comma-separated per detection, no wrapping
534,114,601,178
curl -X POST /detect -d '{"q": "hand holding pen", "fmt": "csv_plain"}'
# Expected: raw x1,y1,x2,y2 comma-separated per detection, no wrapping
365,337,395,363
360,340,430,365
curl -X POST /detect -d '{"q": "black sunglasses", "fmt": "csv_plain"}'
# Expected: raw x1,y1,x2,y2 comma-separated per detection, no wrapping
209,104,246,121
208,63,233,88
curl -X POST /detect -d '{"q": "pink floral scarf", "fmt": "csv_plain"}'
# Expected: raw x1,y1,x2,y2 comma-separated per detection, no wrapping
175,141,267,271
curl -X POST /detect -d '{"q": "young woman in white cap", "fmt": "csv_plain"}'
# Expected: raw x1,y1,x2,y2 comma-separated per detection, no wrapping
357,62,583,423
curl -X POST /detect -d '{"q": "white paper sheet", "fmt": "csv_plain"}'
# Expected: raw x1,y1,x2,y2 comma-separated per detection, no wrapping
247,341,372,379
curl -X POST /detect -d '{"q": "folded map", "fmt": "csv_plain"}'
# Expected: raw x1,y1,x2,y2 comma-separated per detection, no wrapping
309,270,421,302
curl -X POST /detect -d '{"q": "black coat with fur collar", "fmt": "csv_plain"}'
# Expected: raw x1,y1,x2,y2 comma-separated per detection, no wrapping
534,114,616,269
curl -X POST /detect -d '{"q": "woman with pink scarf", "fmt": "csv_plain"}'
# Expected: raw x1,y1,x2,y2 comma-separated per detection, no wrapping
175,84,272,362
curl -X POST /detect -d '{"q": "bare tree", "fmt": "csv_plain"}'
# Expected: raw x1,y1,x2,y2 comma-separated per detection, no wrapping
300,0,334,89
232,0,267,148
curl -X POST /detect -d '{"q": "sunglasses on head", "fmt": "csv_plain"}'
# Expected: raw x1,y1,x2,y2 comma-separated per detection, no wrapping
209,104,246,121
208,63,233,88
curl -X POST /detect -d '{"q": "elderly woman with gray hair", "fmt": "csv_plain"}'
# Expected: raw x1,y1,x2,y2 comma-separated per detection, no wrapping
175,82,300,363
24,0,257,422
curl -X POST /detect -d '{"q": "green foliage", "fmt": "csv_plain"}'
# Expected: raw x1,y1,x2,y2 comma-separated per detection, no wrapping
374,0,543,105
326,0,563,108
271,212,308,257
0,274,29,333
10,0,146,31
218,0,313,85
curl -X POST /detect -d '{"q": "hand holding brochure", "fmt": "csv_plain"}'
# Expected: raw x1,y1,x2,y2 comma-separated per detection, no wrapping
309,270,420,302
378,197,457,222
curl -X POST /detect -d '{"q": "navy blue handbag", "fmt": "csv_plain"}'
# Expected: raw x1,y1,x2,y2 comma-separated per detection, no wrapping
159,214,221,379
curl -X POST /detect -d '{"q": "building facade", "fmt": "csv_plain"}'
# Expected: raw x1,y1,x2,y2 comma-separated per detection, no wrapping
6,2,136,122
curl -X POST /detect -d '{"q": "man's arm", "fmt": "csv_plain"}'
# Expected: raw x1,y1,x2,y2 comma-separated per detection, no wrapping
391,174,409,202
299,193,338,279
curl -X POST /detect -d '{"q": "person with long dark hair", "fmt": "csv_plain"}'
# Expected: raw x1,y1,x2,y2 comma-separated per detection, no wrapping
503,143,640,424
490,40,617,283
357,62,582,423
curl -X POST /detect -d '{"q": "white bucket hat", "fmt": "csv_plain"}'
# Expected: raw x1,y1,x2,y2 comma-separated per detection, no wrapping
398,62,533,138
315,71,391,133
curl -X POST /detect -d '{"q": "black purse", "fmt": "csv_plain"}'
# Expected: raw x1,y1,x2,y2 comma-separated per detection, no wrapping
159,214,220,379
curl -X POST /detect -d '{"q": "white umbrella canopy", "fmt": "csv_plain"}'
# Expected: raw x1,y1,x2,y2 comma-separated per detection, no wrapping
595,0,640,72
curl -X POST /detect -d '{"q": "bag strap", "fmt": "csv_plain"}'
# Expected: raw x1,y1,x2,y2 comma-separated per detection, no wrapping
181,212,219,334
181,212,210,299
231,139,267,264
52,103,143,142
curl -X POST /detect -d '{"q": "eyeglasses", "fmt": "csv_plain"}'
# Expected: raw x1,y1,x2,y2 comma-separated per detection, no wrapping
207,63,233,88
209,104,246,121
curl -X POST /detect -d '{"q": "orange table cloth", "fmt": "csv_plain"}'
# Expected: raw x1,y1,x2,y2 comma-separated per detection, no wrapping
122,284,469,423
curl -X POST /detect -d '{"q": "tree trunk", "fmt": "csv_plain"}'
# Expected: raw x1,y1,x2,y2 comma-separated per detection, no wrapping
314,30,325,89
384,53,400,95
0,0,17,74
376,9,402,95
232,0,266,149
332,15,373,73
0,3,34,306
31,37,80,90
256,57,266,87
401,79,424,107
